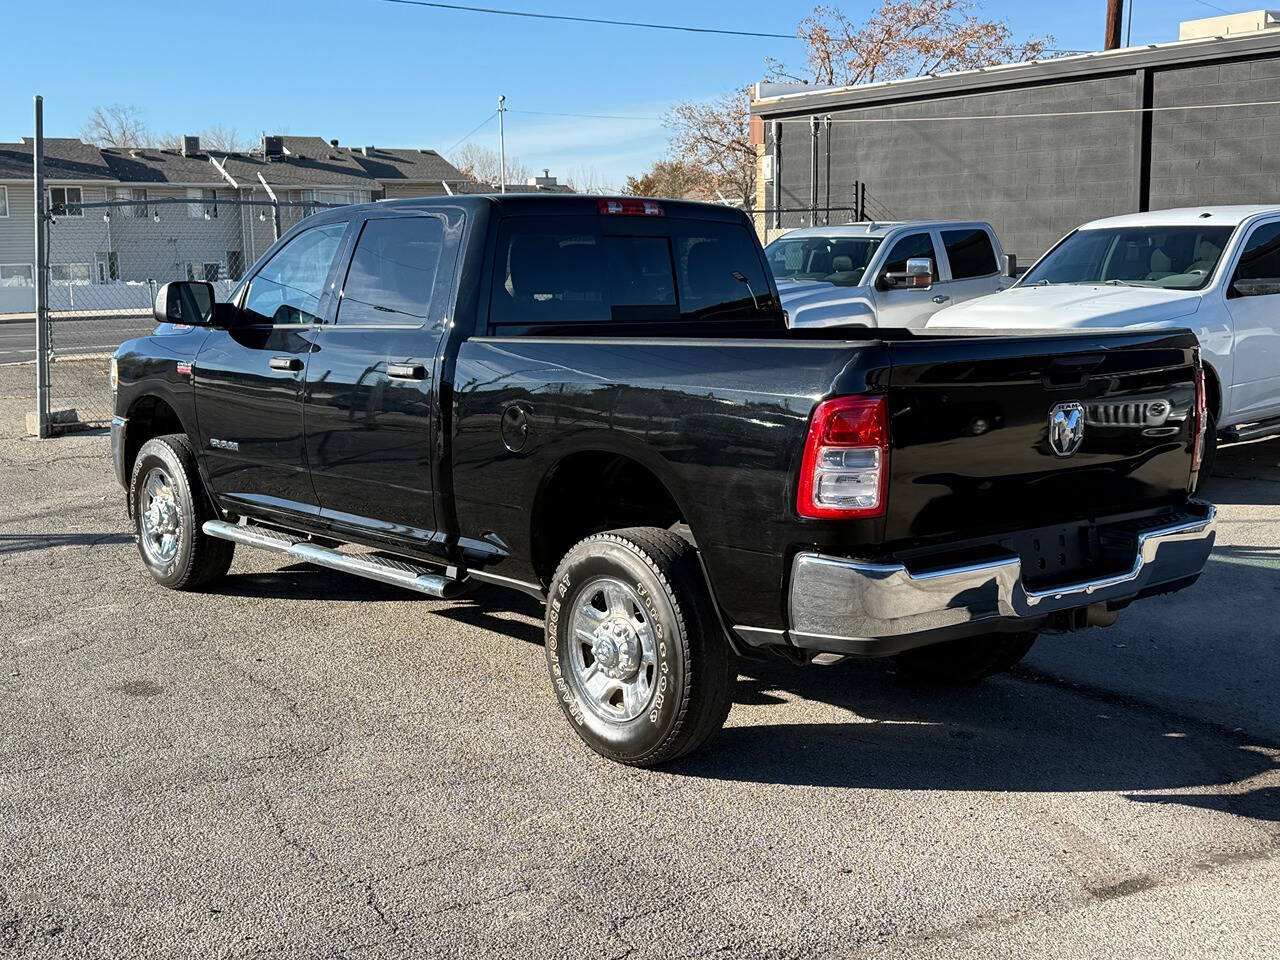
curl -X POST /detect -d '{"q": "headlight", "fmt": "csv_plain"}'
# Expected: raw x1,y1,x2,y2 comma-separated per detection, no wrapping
109,356,118,393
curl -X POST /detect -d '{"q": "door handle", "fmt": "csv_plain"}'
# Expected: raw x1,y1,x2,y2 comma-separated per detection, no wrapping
269,356,303,372
387,363,427,381
932,295,951,304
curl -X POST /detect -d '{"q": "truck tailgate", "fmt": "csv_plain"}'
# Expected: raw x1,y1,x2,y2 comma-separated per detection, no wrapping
884,330,1198,544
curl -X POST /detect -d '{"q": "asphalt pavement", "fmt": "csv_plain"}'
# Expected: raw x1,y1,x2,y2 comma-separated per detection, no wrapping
0,362,1277,959
0,317,157,365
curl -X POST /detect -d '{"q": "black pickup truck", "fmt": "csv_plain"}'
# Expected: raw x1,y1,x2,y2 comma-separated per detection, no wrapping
111,195,1216,766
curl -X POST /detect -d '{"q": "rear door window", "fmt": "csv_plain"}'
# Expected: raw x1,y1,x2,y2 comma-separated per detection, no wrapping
338,216,446,323
940,228,999,279
489,216,773,330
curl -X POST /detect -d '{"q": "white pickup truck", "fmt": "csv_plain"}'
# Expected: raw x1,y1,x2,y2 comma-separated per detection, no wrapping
927,205,1280,473
764,220,1015,329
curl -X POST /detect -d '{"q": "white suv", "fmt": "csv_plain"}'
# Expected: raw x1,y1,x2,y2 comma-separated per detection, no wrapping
765,220,1013,329
927,205,1280,469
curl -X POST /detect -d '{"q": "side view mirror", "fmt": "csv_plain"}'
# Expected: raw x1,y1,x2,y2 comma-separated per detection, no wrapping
1004,253,1018,278
1230,278,1280,298
154,280,215,326
879,257,934,291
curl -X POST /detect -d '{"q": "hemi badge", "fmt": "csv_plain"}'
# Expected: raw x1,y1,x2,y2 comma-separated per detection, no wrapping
176,362,193,376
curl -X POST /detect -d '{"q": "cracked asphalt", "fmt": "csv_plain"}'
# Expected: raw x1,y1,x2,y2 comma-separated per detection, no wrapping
1,361,1278,959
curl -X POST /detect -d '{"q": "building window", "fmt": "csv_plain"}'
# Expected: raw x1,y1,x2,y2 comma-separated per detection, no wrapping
116,188,148,218
51,263,92,284
95,252,120,284
187,188,217,219
49,187,83,217
0,264,33,286
309,190,358,207
0,186,9,218
186,261,224,282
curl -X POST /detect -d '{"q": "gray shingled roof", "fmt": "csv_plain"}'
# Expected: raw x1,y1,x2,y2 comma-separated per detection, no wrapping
0,138,116,182
339,146,468,184
101,148,226,185
0,136,473,190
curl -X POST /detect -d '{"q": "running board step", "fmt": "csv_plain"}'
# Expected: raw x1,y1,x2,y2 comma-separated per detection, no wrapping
1220,417,1280,444
202,520,469,599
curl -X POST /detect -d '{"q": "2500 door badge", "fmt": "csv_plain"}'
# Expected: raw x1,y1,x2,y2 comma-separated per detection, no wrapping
209,438,239,451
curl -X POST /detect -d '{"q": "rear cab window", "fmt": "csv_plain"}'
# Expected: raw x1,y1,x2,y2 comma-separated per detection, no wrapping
940,228,999,279
487,212,778,333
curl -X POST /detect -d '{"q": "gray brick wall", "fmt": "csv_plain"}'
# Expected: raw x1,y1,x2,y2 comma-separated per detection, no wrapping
1150,55,1280,210
770,75,1137,260
764,49,1280,261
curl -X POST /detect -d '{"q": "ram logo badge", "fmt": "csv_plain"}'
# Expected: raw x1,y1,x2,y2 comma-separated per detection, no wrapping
1048,402,1085,458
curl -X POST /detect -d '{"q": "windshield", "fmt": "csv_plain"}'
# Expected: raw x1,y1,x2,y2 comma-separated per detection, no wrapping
1020,226,1236,290
765,236,882,285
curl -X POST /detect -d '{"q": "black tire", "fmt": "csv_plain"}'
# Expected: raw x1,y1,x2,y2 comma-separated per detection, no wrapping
1194,410,1218,494
545,527,734,766
130,434,234,590
893,630,1038,685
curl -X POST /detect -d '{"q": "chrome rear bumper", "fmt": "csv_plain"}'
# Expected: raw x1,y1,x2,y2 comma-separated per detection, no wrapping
788,502,1216,655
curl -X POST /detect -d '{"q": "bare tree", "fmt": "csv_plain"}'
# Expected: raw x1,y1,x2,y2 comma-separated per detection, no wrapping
623,160,712,201
774,0,1053,87
81,104,153,148
564,165,614,194
664,87,757,209
452,144,530,188
201,124,252,153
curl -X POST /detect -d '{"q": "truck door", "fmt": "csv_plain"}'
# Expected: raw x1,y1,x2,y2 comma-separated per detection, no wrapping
870,231,946,329
938,226,1004,306
193,220,349,520
304,211,458,548
1224,219,1280,421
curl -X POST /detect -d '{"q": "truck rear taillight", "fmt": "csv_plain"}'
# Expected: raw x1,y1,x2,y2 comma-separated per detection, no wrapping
797,395,888,519
598,198,663,217
1191,366,1207,475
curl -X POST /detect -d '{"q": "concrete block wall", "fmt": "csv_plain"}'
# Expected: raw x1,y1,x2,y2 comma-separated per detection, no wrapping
1150,56,1280,209
762,48,1280,261
769,75,1136,261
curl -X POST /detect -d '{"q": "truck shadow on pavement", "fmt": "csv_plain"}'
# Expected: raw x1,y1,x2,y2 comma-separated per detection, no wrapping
0,532,134,555
669,656,1280,821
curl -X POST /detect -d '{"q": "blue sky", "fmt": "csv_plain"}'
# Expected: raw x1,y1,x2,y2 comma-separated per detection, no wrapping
0,1,1238,186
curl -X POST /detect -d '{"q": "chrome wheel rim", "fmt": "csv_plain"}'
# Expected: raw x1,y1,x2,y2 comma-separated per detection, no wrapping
568,576,658,723
139,466,182,565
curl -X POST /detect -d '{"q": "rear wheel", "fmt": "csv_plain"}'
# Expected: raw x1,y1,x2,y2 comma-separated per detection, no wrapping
131,434,234,590
545,527,734,766
893,631,1037,685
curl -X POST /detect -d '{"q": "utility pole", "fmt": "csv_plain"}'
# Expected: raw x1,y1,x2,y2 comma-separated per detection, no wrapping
497,94,507,194
33,95,50,439
1105,0,1124,50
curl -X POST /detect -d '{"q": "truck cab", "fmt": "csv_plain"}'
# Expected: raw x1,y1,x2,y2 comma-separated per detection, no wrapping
765,220,1012,330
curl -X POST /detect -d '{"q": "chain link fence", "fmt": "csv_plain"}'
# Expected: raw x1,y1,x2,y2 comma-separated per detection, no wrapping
35,196,340,429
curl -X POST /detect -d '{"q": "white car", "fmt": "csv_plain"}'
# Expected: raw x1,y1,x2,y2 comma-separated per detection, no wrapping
765,220,1013,329
927,205,1280,469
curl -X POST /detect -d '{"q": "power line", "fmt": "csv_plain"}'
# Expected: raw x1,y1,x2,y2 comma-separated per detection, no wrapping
1190,0,1233,14
371,0,796,39
443,110,496,155
508,108,663,122
770,96,1280,123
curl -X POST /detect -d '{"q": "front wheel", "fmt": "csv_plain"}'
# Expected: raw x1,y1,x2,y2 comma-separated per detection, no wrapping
893,630,1038,685
131,434,234,590
545,527,734,766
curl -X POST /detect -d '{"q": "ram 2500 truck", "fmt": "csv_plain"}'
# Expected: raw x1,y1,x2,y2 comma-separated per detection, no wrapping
111,195,1216,767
